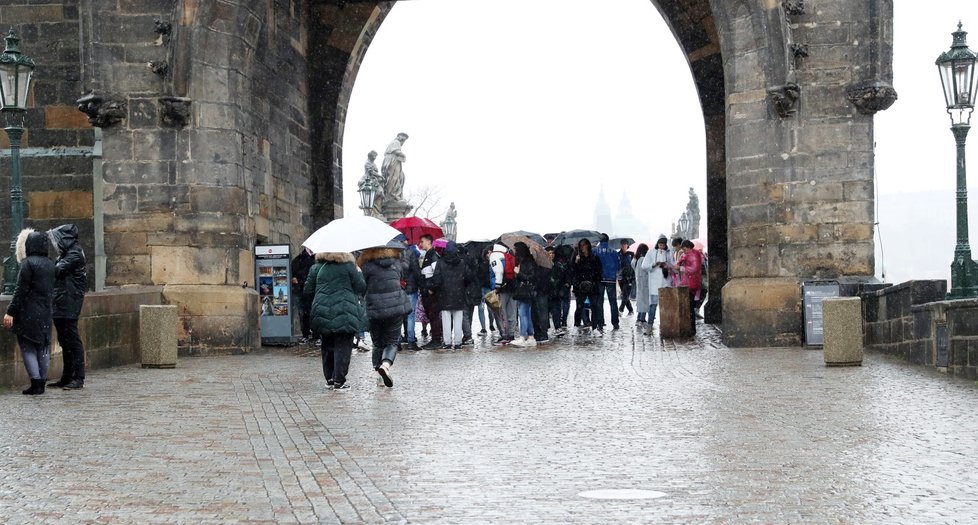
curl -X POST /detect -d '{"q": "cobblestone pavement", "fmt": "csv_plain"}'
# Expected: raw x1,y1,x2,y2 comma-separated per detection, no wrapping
2,315,978,524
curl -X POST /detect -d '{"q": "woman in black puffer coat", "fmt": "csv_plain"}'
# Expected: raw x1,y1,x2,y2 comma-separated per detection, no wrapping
359,243,412,387
3,229,56,395
572,238,603,332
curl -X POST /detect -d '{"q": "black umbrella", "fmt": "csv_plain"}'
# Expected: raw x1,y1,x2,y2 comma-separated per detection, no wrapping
609,236,636,247
551,229,602,247
498,230,547,246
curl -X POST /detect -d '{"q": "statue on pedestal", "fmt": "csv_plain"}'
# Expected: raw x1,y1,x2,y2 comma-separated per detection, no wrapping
358,150,385,218
382,132,409,205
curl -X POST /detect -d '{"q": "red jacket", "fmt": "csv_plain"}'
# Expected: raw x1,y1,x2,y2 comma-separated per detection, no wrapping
676,249,703,294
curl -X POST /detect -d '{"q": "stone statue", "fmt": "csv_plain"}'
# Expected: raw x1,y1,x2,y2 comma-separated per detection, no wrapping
382,132,408,204
358,150,384,216
445,202,457,223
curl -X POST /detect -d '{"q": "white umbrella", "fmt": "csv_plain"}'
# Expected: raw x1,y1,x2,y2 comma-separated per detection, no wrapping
302,216,402,253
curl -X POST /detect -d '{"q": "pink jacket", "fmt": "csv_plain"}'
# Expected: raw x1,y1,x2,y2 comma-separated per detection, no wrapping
676,249,703,295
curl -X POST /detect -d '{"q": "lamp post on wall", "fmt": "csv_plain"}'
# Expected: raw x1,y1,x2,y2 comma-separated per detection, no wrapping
936,22,978,299
0,29,35,295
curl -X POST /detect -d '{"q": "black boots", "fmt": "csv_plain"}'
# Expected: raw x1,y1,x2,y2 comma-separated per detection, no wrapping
63,379,84,390
48,378,69,388
22,379,45,395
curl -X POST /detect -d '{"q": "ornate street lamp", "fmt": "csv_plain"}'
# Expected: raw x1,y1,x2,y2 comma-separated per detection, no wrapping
357,176,378,216
0,29,34,295
936,22,978,298
677,212,690,239
442,214,456,241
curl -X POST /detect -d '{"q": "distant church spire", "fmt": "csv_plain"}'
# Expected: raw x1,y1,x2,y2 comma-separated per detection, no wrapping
594,186,613,234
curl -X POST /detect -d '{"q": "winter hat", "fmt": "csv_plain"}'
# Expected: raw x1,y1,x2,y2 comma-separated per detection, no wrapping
444,241,458,254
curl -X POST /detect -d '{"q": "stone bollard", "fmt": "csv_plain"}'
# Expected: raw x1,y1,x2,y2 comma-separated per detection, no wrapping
659,286,693,338
822,297,863,367
140,305,178,368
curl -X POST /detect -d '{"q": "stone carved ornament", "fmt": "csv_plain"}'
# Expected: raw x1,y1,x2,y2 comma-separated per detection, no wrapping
767,83,801,118
159,96,191,127
76,91,126,128
846,82,898,115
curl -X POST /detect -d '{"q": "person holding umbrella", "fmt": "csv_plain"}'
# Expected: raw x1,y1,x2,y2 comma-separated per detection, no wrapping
359,241,413,387
305,250,367,390
510,242,538,347
572,238,603,334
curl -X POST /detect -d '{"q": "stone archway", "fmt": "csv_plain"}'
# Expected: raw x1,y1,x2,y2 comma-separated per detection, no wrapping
308,0,894,347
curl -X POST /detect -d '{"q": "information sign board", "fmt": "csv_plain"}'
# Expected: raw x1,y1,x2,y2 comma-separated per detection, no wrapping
803,281,840,347
255,245,293,345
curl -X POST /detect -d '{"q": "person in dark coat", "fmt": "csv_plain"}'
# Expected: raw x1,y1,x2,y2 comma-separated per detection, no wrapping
359,243,412,387
572,238,603,334
398,236,423,350
510,242,538,347
548,245,574,334
305,251,367,390
418,234,443,349
47,224,88,390
430,241,468,349
459,245,482,345
290,246,315,343
476,247,494,334
4,229,56,395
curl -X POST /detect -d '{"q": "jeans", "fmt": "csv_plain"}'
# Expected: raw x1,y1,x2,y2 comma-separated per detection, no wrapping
321,333,353,384
441,310,464,345
517,300,534,337
369,315,402,368
600,281,619,328
421,291,442,343
19,337,50,380
54,317,85,382
462,307,473,340
404,291,419,343
532,293,550,340
618,279,633,314
478,288,490,331
649,294,660,325
499,291,517,339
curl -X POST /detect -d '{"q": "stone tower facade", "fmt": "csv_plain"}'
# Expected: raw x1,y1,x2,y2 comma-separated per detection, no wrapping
0,0,894,350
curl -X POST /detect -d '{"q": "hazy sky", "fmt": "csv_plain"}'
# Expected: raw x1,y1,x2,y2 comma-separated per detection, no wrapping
342,0,978,284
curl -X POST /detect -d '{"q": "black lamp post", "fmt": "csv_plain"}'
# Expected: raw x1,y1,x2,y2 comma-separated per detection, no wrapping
677,212,690,239
936,22,978,299
0,29,34,295
442,213,456,241
357,176,378,216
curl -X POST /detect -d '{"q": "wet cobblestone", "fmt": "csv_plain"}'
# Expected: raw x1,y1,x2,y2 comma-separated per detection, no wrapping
2,317,978,524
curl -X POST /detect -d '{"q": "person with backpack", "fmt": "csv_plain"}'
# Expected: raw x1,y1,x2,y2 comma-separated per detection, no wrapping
489,243,516,344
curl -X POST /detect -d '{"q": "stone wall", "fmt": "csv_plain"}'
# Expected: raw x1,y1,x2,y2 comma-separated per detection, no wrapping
0,287,162,389
859,280,978,379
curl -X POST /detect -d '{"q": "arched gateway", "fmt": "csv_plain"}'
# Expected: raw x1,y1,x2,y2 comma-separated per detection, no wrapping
0,0,895,352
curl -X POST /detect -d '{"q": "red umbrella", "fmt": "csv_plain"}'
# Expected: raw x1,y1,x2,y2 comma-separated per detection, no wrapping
390,216,444,245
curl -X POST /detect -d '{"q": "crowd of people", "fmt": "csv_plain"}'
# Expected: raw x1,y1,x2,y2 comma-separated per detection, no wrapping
292,231,707,390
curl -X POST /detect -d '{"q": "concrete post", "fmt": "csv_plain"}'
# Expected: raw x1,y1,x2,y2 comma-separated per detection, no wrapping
823,297,864,367
660,287,693,338
140,305,178,368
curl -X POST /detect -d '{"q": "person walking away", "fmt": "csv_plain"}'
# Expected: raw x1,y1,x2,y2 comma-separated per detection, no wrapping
430,241,468,349
531,246,551,344
675,239,704,334
418,234,443,349
359,242,413,386
571,239,603,334
509,242,538,347
489,243,516,343
641,236,673,334
47,224,87,390
306,251,367,390
291,246,315,343
4,229,56,395
398,236,423,350
632,244,650,323
593,234,620,331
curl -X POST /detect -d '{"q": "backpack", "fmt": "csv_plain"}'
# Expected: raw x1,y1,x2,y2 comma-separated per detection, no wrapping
502,252,517,283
